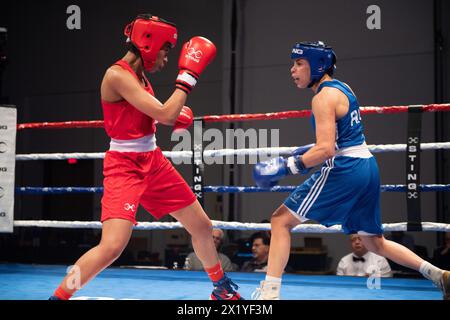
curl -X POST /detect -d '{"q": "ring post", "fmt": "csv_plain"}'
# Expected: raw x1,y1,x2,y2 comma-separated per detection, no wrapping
0,105,16,233
193,119,204,206
406,105,423,231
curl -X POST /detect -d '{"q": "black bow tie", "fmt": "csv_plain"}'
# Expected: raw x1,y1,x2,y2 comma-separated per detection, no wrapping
353,256,365,263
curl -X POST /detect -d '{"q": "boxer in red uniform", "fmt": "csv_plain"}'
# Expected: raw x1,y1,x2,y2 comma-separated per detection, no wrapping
50,14,242,300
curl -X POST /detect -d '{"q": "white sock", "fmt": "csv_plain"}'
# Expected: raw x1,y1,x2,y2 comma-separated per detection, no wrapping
265,275,282,284
419,261,443,284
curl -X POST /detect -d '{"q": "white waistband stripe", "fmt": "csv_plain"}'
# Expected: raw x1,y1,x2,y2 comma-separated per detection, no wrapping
336,142,372,158
109,134,157,152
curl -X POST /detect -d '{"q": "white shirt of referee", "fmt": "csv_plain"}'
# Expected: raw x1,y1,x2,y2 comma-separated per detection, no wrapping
336,234,392,277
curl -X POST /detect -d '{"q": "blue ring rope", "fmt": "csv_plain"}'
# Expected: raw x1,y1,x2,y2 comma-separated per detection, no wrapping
15,184,450,194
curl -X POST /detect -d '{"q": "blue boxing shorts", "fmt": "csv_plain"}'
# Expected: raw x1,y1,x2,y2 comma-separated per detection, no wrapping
284,155,383,235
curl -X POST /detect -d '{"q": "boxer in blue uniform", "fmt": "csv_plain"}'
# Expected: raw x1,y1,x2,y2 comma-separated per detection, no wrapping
252,41,449,300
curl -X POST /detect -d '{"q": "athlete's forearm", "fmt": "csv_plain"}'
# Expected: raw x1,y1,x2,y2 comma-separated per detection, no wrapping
157,89,188,125
301,144,335,168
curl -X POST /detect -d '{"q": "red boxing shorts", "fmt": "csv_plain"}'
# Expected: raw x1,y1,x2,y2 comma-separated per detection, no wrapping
101,147,197,224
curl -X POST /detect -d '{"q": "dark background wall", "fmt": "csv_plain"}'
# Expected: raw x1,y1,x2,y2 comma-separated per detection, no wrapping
0,0,448,270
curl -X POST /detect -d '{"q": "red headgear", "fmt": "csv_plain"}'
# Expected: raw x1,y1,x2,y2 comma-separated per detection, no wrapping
124,14,178,71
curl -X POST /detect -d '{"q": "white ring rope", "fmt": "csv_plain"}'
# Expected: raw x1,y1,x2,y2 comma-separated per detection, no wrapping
16,152,106,161
13,220,450,233
15,142,450,161
15,151,192,161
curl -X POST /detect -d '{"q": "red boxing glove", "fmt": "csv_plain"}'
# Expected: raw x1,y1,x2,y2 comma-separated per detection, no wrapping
173,106,194,132
176,36,217,94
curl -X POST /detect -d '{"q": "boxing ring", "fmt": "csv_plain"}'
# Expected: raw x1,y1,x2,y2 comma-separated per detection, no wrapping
0,264,442,300
1,103,450,300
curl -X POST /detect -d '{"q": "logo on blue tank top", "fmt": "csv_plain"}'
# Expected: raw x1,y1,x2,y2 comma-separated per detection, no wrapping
350,109,361,127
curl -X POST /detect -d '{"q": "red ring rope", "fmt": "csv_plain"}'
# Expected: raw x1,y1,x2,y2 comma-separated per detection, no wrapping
17,103,450,129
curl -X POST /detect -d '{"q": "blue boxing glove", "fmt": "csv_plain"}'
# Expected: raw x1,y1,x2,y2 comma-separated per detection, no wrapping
253,155,310,188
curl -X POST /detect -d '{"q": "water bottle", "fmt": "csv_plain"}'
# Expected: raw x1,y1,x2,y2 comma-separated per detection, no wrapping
173,261,178,270
183,257,191,270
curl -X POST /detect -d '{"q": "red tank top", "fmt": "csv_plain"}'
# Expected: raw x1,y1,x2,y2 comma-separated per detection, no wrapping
101,60,156,140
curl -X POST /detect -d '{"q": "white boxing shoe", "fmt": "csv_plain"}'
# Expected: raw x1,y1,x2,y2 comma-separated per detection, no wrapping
251,281,281,300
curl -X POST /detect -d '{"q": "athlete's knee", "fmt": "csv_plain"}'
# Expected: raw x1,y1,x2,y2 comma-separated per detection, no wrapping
195,208,213,231
197,223,213,240
271,206,298,230
174,202,213,237
98,242,127,261
189,214,213,240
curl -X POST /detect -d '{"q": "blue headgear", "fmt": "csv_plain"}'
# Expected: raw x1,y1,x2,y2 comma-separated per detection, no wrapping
291,41,336,87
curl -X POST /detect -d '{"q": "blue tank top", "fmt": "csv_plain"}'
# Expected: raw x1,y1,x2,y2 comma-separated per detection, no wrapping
311,79,365,149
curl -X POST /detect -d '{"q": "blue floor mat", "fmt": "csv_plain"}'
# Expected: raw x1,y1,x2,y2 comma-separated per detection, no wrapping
0,263,442,300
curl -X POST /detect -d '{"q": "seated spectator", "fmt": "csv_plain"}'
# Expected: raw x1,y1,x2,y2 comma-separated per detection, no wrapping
432,232,450,270
185,228,235,272
241,232,270,272
337,234,392,277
